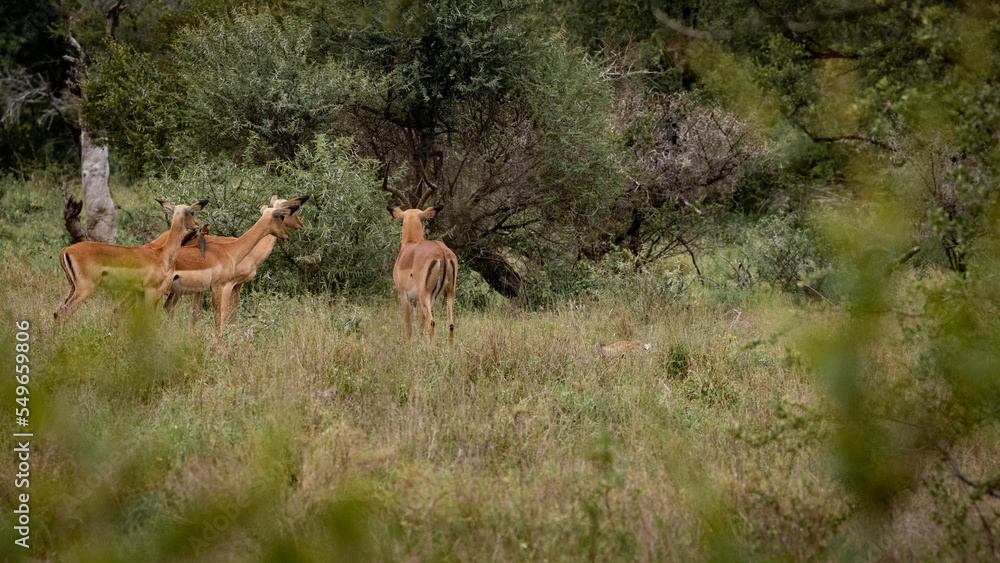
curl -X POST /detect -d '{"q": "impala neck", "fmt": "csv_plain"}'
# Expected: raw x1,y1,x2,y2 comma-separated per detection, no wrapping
245,235,278,265
158,213,190,266
221,213,277,265
400,218,425,247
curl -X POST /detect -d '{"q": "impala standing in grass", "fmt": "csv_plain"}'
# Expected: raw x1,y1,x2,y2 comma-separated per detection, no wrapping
385,162,457,343
166,201,301,330
54,200,208,322
163,195,309,326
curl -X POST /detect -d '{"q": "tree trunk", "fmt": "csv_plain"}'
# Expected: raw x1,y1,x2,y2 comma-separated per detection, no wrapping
80,130,116,243
456,242,522,298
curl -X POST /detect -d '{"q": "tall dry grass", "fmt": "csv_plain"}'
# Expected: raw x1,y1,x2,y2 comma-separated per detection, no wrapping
0,175,997,561
2,242,995,562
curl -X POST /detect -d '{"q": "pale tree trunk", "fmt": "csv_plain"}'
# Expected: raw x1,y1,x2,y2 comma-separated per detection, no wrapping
80,130,116,243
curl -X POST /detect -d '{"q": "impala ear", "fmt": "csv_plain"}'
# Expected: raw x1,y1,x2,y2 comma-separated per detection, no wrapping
181,229,198,246
270,194,279,206
190,199,209,212
420,205,443,220
270,206,297,219
388,206,405,219
158,200,174,213
276,195,310,211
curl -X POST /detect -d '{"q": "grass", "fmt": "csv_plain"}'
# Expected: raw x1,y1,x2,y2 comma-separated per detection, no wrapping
1,173,998,561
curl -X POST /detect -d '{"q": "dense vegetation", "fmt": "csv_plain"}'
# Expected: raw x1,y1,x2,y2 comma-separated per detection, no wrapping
2,0,999,560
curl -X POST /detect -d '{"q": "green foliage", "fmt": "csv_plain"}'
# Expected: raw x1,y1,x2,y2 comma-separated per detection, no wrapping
155,136,395,295
173,9,355,164
745,213,829,295
83,2,627,299
338,0,534,132
81,40,172,175
332,1,625,299
85,8,357,169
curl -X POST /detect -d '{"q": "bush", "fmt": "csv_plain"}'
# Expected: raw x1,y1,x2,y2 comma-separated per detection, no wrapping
745,213,829,295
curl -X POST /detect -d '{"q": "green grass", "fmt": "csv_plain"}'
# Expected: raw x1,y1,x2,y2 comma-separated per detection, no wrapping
1,173,997,561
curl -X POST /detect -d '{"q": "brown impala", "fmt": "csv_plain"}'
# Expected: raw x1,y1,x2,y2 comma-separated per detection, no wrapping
54,200,208,322
384,161,457,343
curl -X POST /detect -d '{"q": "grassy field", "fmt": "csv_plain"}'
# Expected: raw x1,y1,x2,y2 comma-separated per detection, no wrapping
0,174,997,561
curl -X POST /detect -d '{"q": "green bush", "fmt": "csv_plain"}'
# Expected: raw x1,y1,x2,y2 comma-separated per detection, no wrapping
173,9,355,164
746,213,829,295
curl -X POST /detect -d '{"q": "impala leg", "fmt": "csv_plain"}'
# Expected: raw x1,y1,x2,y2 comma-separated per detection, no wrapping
228,284,241,324
54,278,96,322
190,293,202,328
56,275,76,314
164,292,181,318
153,275,175,307
211,287,224,331
143,286,162,312
214,285,234,331
419,294,435,343
398,292,412,340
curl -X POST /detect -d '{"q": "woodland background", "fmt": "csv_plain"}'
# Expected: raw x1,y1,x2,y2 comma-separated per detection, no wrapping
1,0,999,560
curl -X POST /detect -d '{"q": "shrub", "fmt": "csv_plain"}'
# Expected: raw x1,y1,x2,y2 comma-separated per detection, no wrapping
745,213,829,295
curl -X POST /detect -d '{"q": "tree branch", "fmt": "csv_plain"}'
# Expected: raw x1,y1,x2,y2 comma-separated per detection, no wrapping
810,134,894,151
105,0,127,40
653,8,733,40
947,458,1000,499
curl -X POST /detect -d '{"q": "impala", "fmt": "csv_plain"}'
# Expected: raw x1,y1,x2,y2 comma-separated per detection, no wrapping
597,340,652,357
163,195,309,326
166,202,301,330
385,162,457,343
54,200,208,322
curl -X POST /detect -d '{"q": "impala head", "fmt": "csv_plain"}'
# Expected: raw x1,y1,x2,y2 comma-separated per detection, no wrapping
268,194,310,231
387,205,443,243
158,199,208,231
260,205,300,241
381,156,443,242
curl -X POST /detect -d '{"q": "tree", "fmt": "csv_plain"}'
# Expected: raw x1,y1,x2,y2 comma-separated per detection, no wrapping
84,2,625,299
65,10,118,243
324,0,623,298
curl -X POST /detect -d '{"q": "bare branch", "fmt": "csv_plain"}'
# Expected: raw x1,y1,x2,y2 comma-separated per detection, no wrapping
415,156,438,209
947,458,1000,499
676,234,702,277
653,8,733,40
380,162,411,208
0,68,51,127
66,16,87,101
105,0,128,41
